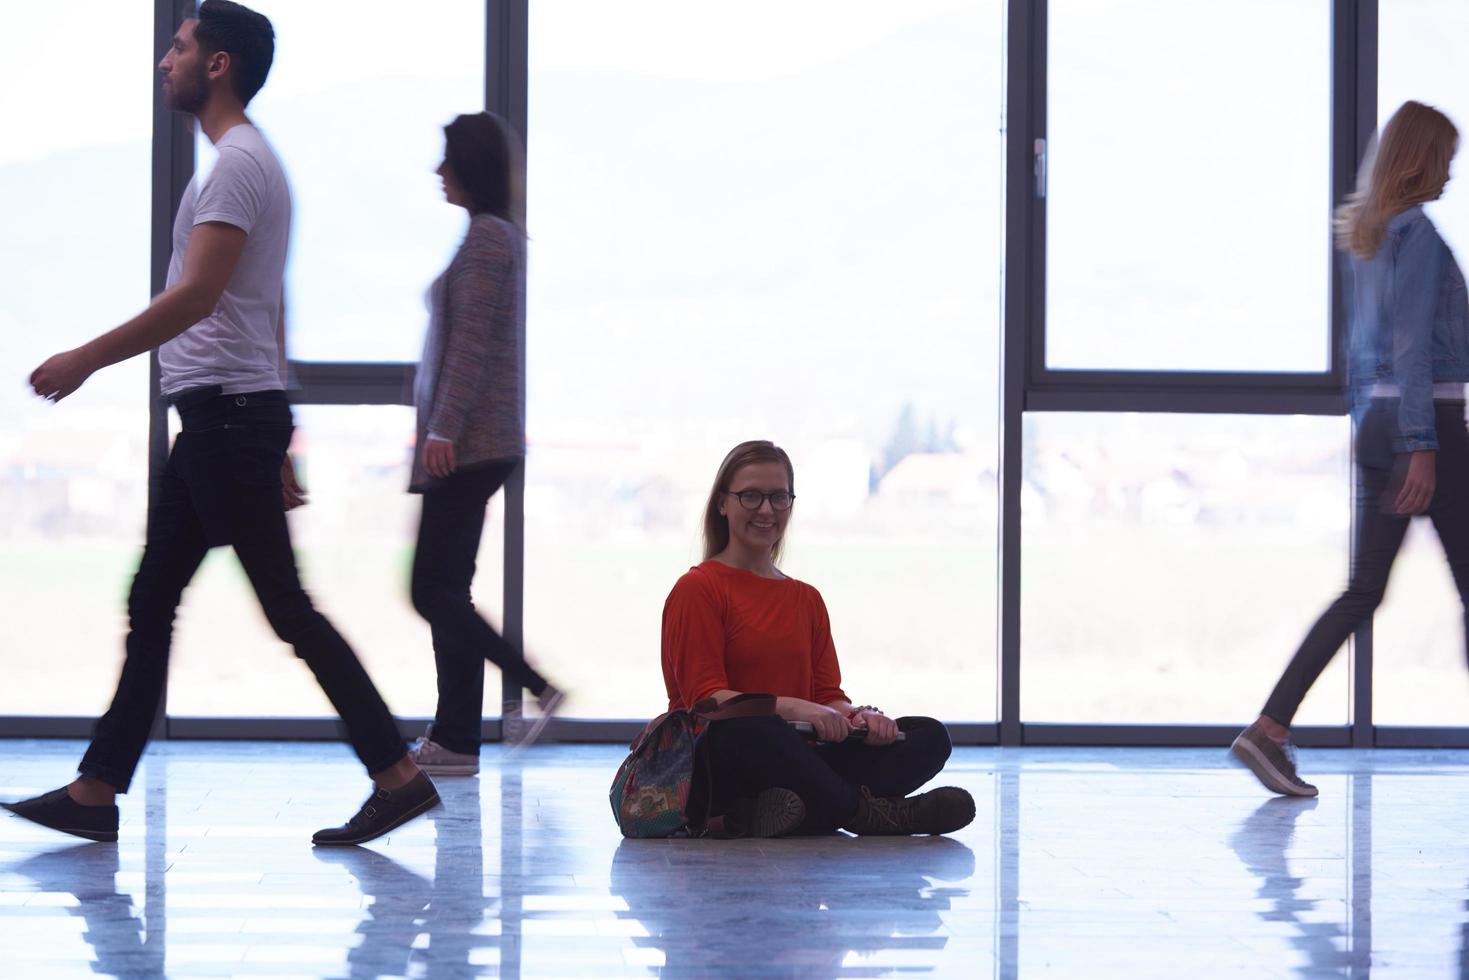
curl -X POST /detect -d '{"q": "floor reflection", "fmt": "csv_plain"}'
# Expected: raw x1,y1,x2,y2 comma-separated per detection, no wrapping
1461,887,1469,979
6,842,159,977
1227,797,1356,975
609,835,974,979
6,744,1469,977
314,779,499,978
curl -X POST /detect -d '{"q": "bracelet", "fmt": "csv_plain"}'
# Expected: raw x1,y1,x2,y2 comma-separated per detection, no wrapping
847,705,883,721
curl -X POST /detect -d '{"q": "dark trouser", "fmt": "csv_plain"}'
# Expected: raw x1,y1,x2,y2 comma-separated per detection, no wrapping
410,459,548,755
78,388,407,793
1263,399,1469,726
694,714,953,833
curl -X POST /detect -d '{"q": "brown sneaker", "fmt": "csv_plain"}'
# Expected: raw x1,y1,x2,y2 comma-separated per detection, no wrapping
842,785,976,836
724,788,806,839
1231,722,1318,797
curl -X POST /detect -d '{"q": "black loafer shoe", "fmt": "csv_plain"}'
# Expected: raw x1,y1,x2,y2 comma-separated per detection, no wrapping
312,773,441,847
2,788,119,843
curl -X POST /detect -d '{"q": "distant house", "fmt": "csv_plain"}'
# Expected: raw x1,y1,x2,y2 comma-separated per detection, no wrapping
877,452,993,508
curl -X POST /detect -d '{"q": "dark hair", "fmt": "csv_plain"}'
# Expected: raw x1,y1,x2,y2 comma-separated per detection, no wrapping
192,0,275,106
702,441,796,563
444,112,523,221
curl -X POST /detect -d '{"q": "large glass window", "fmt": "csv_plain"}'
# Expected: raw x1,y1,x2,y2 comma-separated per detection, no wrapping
1021,413,1351,724
525,0,1004,721
0,1,153,715
1372,1,1469,726
1045,0,1331,372
15,1,1453,743
204,0,487,362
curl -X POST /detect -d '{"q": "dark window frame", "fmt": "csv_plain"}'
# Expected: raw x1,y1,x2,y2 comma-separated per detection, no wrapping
19,0,1463,750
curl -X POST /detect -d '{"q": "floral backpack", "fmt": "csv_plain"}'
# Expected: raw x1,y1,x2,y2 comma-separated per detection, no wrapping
609,693,775,838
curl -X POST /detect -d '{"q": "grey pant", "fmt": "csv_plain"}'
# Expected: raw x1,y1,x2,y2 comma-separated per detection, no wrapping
1263,399,1469,725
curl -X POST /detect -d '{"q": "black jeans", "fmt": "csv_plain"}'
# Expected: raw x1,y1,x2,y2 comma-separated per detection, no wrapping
1263,399,1469,725
78,388,407,792
694,714,954,833
411,459,548,755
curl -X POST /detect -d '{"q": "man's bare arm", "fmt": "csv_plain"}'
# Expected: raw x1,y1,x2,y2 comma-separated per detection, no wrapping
86,222,247,367
30,221,247,400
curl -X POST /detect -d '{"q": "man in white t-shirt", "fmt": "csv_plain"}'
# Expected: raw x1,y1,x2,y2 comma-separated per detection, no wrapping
10,0,437,847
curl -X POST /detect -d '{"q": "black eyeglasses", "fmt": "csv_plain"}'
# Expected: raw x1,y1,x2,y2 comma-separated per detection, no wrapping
725,490,795,511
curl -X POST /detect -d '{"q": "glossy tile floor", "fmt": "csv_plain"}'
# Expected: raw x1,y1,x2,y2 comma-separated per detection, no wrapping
2,741,1468,979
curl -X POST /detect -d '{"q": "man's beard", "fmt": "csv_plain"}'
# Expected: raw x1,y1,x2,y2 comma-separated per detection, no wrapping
165,64,209,114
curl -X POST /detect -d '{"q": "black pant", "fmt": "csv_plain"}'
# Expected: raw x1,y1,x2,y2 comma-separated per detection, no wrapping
1263,399,1469,725
695,714,953,833
411,459,548,755
78,388,407,792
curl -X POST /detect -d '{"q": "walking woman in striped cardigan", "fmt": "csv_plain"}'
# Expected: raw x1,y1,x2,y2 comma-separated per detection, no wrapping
407,112,564,776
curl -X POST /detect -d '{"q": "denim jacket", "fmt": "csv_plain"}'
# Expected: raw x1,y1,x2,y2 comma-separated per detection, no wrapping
1348,206,1469,451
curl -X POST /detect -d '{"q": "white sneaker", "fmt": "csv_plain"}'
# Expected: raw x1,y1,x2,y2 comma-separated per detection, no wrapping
509,686,566,751
408,730,479,776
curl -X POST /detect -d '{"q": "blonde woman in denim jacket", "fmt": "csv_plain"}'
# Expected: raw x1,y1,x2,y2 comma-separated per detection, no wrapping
1234,101,1469,796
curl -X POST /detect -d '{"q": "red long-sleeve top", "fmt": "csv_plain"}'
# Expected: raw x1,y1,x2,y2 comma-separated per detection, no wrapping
661,560,849,712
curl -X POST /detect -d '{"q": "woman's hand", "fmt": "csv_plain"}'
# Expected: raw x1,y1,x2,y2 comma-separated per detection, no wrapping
793,701,852,743
852,710,900,747
424,437,457,479
1395,449,1436,515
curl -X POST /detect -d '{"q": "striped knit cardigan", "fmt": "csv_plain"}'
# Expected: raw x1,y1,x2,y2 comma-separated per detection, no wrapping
410,213,525,492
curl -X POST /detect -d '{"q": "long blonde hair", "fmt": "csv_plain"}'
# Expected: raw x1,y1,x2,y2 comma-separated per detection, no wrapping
1336,100,1458,259
701,440,796,563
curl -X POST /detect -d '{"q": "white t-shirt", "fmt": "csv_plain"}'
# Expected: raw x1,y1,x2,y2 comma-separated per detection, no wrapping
158,123,291,396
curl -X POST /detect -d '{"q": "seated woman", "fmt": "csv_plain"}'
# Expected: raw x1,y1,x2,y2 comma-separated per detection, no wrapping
661,440,976,838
